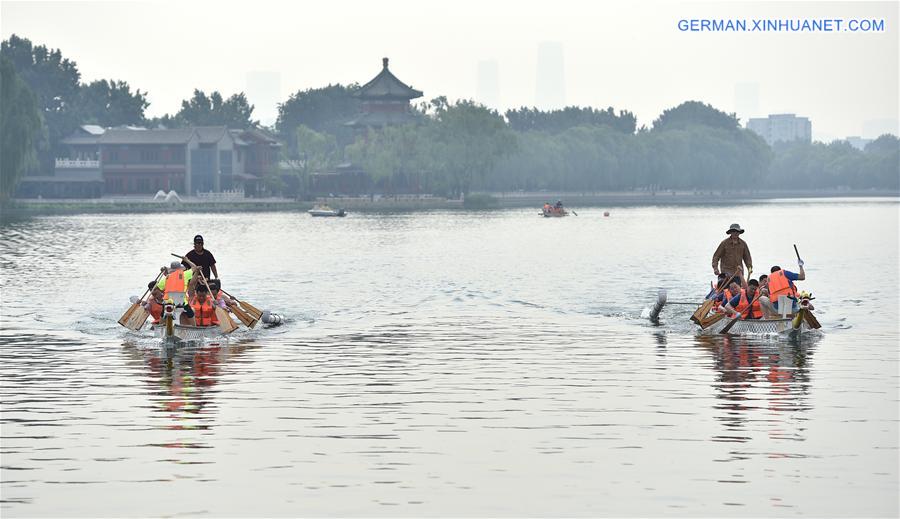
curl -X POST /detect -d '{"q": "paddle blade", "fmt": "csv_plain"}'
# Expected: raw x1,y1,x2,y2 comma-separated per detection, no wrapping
229,303,258,329
699,312,725,330
804,310,822,329
719,315,740,334
124,306,150,331
216,307,239,334
117,303,139,327
691,300,713,324
237,300,264,320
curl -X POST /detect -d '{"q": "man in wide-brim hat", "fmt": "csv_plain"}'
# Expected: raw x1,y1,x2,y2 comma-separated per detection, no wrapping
711,223,753,279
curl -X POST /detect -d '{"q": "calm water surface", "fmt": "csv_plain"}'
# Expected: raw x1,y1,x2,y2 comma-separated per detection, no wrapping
1,199,898,517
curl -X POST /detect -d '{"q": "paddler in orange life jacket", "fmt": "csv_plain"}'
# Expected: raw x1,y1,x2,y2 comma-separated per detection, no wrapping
189,283,220,327
156,261,197,305
143,282,165,324
759,262,806,317
712,276,745,312
723,278,764,320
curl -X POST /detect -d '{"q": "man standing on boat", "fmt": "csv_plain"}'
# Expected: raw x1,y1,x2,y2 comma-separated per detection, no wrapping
712,223,753,279
183,235,218,280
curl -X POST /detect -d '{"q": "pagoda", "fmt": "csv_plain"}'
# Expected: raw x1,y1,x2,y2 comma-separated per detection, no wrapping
347,57,424,128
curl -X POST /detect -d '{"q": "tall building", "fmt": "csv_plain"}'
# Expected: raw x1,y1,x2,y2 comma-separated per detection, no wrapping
734,82,760,124
476,60,500,109
245,71,282,127
535,41,565,109
747,114,812,145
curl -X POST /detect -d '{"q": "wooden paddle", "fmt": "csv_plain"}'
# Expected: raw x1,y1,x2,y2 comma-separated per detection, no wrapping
118,270,164,331
220,289,264,321
221,293,258,328
172,253,238,334
692,272,740,324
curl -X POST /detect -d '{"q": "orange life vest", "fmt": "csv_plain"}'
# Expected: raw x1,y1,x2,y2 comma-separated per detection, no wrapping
768,270,797,301
148,298,163,324
734,289,762,319
164,270,186,300
190,296,219,327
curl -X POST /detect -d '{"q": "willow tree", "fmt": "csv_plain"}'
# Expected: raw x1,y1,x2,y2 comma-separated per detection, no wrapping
1,56,45,200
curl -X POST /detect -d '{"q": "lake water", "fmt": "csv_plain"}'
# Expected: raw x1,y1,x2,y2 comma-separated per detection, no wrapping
1,198,898,517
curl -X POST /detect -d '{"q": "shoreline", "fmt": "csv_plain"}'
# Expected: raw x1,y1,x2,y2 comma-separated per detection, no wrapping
1,189,897,218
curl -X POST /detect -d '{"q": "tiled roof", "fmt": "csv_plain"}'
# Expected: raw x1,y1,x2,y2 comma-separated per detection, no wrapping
357,58,423,100
194,126,229,144
99,129,195,145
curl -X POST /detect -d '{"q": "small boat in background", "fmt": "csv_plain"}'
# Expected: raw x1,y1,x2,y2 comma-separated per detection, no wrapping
308,205,347,217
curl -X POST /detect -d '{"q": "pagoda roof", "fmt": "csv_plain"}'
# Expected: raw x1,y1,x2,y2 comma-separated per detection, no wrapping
345,110,420,128
356,58,423,101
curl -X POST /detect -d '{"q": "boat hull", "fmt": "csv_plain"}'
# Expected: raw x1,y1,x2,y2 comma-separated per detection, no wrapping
150,323,225,342
308,209,346,217
698,316,811,337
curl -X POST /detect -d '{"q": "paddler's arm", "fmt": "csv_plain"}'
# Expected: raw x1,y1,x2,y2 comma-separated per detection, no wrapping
211,263,219,279
711,241,725,275
743,241,753,273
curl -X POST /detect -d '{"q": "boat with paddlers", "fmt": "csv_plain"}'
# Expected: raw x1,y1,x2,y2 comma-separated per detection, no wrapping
650,244,822,339
541,201,576,217
308,205,347,217
117,252,284,345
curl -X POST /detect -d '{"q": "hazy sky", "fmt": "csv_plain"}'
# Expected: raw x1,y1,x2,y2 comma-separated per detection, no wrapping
2,0,897,139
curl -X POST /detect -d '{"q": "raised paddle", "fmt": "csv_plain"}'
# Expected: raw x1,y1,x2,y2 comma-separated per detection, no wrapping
172,253,239,334
118,270,165,331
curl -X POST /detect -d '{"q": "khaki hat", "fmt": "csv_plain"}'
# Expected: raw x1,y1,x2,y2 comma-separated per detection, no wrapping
726,223,744,234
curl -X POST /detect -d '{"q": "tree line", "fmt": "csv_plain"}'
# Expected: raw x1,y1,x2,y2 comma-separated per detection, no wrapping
1,33,897,200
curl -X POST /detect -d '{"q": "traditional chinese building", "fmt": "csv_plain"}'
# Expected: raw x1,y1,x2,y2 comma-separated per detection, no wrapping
346,57,423,129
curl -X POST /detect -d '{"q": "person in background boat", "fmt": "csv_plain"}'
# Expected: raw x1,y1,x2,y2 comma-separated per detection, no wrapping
543,202,551,214
712,223,753,278
189,284,219,327
555,200,563,213
143,282,165,324
157,261,197,304
759,263,806,317
723,278,763,320
182,235,218,280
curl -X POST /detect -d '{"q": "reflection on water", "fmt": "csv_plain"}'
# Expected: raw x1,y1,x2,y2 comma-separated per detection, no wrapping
696,335,817,447
122,340,261,443
1,204,898,516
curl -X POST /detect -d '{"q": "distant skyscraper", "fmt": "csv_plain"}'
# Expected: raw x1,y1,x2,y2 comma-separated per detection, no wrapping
747,114,812,145
734,82,760,123
476,60,500,109
535,42,565,109
245,71,282,127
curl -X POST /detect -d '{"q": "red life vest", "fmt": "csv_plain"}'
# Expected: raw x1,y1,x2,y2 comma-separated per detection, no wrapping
190,296,219,327
768,270,797,301
164,270,186,300
734,289,763,319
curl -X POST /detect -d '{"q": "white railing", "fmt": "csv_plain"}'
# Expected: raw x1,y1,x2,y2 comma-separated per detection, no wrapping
55,159,100,168
196,189,245,200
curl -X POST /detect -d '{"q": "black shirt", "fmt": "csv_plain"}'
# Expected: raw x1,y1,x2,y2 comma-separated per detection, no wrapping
183,249,216,279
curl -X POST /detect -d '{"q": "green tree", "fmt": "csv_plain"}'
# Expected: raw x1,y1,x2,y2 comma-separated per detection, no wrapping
1,34,80,170
276,84,360,156
172,89,257,128
652,101,740,132
1,56,45,199
431,101,517,197
77,79,149,127
505,106,636,134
